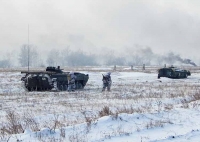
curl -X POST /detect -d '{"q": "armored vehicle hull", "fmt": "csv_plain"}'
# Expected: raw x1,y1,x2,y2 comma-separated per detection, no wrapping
21,66,89,91
158,67,191,79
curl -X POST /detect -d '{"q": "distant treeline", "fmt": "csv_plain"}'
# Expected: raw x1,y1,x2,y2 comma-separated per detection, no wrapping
0,45,197,68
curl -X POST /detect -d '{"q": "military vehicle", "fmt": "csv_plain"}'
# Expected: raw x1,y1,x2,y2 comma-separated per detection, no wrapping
21,66,89,91
158,67,191,79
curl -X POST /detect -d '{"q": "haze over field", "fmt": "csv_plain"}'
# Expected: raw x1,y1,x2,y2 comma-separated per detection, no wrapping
0,0,200,66
1,1,200,141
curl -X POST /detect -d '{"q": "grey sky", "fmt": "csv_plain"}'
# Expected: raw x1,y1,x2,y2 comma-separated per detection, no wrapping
1,0,200,59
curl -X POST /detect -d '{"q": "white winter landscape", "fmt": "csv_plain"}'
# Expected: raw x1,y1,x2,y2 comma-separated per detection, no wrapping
0,66,200,142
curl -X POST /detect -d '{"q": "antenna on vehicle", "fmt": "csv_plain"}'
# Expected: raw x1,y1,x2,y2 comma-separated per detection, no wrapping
28,24,29,72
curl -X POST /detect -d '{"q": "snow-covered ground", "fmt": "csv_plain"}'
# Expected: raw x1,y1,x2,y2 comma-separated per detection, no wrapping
0,66,200,142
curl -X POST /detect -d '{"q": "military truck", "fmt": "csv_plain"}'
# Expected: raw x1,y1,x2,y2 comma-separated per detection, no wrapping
21,66,89,91
158,67,191,79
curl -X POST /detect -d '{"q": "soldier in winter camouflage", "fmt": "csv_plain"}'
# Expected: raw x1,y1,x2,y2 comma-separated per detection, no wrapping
102,72,112,92
67,72,76,91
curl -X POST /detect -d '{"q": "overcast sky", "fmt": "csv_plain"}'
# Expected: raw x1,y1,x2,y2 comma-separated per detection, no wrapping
1,0,200,59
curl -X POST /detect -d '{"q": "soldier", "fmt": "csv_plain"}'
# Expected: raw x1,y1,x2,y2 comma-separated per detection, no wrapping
52,78,58,91
67,72,76,92
102,72,112,92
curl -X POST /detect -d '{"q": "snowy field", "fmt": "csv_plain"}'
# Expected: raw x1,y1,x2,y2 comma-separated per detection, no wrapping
0,66,200,142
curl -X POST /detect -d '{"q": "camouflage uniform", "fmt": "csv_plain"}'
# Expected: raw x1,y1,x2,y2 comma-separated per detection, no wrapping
102,72,112,91
67,72,76,91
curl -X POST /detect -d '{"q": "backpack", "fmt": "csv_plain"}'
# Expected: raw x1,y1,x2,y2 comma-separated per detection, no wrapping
102,74,110,83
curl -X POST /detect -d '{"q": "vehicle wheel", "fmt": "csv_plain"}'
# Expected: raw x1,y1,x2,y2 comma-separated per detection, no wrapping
59,85,63,91
27,87,31,91
64,85,68,91
185,74,188,78
76,83,83,89
158,75,160,79
177,73,180,79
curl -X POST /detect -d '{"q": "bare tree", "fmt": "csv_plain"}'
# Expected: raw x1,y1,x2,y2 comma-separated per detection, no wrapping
60,47,71,66
67,50,97,66
30,47,39,67
0,52,13,68
19,44,39,67
46,49,60,66
19,45,28,67
0,59,11,68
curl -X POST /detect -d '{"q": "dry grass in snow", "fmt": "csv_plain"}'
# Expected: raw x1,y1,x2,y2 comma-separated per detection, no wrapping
0,66,200,141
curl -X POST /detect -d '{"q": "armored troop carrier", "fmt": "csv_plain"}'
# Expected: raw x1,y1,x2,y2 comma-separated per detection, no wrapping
158,67,191,79
21,66,89,91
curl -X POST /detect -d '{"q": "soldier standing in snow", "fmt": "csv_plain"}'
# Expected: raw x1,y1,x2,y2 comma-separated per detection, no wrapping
102,72,112,92
67,72,76,92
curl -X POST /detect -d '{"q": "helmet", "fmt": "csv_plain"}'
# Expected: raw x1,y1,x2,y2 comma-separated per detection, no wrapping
107,72,111,76
70,72,74,75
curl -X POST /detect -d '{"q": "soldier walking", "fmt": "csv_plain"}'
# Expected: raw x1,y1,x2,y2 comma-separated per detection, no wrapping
67,72,76,92
102,72,112,92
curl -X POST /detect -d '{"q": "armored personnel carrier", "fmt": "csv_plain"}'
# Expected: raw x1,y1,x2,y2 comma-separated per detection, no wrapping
21,66,89,91
158,67,191,79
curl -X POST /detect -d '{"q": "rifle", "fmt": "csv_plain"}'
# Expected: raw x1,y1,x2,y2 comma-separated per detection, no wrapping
102,74,110,82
